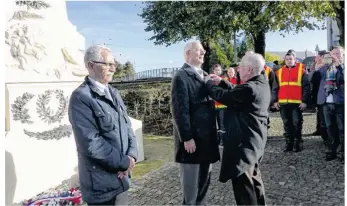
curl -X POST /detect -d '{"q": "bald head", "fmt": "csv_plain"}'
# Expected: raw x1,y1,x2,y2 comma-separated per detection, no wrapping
184,41,206,68
227,67,235,78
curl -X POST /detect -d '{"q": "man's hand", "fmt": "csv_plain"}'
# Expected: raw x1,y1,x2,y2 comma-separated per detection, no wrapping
209,74,222,84
184,139,196,153
273,102,280,110
128,155,135,171
314,55,324,70
117,171,128,179
299,103,307,111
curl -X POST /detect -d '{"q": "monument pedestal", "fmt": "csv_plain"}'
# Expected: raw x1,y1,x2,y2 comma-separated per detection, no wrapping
5,82,144,204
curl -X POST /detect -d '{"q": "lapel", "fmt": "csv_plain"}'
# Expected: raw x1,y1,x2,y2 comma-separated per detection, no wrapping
85,76,120,113
182,63,204,83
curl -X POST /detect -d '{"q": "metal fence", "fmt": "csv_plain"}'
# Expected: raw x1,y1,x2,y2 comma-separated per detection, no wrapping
113,67,180,82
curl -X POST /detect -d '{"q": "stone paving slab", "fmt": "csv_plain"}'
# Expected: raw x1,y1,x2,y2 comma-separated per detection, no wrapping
129,138,344,205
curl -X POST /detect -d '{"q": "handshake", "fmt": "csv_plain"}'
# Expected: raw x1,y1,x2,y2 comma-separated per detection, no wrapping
205,74,222,84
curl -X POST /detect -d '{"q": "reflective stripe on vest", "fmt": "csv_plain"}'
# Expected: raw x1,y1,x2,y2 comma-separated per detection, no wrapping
277,64,303,104
264,66,271,80
214,76,229,108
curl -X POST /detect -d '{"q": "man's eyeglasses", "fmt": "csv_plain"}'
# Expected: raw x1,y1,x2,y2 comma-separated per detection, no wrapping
91,61,117,68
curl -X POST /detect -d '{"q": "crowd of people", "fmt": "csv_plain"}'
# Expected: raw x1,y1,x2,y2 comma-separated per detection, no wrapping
67,42,344,205
212,47,345,162
171,41,345,205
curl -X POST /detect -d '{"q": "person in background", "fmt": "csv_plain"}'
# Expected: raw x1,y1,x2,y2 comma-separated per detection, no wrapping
310,54,328,142
231,63,244,85
212,64,228,146
272,52,310,152
171,41,220,205
205,53,270,205
226,67,238,85
315,47,344,162
68,45,138,205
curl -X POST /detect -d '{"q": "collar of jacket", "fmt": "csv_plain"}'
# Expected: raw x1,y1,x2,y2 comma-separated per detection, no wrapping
246,74,264,82
84,76,107,97
182,63,208,79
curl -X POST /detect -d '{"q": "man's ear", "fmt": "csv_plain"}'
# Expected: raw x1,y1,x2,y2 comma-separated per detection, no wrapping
87,62,94,70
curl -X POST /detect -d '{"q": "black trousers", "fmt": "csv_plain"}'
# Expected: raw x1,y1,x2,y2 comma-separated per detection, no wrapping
216,108,226,144
323,104,344,156
317,105,329,143
232,164,266,205
279,104,303,144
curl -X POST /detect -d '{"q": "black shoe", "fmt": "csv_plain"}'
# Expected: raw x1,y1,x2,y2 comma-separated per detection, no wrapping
326,154,337,161
294,142,303,152
312,131,321,136
283,144,293,152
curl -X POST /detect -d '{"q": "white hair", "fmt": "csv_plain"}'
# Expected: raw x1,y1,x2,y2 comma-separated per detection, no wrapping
184,40,201,61
240,53,265,75
84,45,112,68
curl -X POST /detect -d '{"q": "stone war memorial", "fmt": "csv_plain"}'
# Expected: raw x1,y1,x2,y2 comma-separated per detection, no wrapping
4,0,144,204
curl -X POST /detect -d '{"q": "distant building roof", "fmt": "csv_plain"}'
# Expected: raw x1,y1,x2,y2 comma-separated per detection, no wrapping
268,51,315,59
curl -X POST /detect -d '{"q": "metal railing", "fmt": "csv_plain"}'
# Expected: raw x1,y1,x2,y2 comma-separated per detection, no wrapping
113,67,180,82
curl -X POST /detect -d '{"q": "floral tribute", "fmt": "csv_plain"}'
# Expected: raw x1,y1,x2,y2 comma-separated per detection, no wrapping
21,187,82,206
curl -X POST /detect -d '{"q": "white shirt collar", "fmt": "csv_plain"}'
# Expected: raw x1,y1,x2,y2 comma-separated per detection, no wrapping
186,62,202,72
88,76,108,93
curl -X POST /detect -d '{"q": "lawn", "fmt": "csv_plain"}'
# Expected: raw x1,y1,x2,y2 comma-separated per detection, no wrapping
131,135,174,180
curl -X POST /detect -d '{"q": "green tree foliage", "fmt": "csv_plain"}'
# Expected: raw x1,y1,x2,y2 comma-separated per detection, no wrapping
209,39,232,70
265,52,281,62
139,1,336,67
113,60,135,79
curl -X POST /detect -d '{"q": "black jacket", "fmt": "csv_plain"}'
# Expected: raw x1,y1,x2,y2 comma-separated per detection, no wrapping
171,63,220,164
206,75,270,181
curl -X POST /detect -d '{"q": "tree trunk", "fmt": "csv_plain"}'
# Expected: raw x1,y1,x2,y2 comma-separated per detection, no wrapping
335,1,345,47
201,40,212,73
253,30,266,57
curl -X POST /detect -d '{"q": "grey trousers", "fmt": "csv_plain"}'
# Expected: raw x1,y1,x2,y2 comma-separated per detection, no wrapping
179,163,212,205
88,191,128,205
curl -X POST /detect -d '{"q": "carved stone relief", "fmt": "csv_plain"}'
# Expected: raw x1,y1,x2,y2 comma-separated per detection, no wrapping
11,89,72,140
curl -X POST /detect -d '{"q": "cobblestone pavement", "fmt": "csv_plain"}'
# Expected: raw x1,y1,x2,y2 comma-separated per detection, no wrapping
129,113,345,205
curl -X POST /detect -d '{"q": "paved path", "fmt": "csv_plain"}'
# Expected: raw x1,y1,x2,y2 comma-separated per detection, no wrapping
129,113,345,205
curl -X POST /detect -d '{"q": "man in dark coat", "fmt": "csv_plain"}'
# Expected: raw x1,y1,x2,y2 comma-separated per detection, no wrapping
171,41,220,205
205,53,270,205
68,45,138,205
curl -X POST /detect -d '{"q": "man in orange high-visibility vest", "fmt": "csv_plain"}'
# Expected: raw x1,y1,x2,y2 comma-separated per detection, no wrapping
272,52,310,152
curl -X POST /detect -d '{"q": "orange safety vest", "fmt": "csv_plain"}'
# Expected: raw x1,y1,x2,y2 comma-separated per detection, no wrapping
276,63,304,104
214,75,228,109
264,65,272,80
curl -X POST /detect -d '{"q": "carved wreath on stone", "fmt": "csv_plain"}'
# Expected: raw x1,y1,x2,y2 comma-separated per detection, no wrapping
11,89,71,140
11,92,35,124
36,89,68,124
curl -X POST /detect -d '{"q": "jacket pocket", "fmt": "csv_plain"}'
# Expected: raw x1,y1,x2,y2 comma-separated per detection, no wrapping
95,110,116,132
89,166,121,192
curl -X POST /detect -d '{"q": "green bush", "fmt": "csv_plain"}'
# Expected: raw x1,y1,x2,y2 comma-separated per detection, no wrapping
112,81,172,135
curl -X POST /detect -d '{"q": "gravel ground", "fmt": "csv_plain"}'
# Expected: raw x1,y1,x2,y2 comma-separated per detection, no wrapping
20,112,345,205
